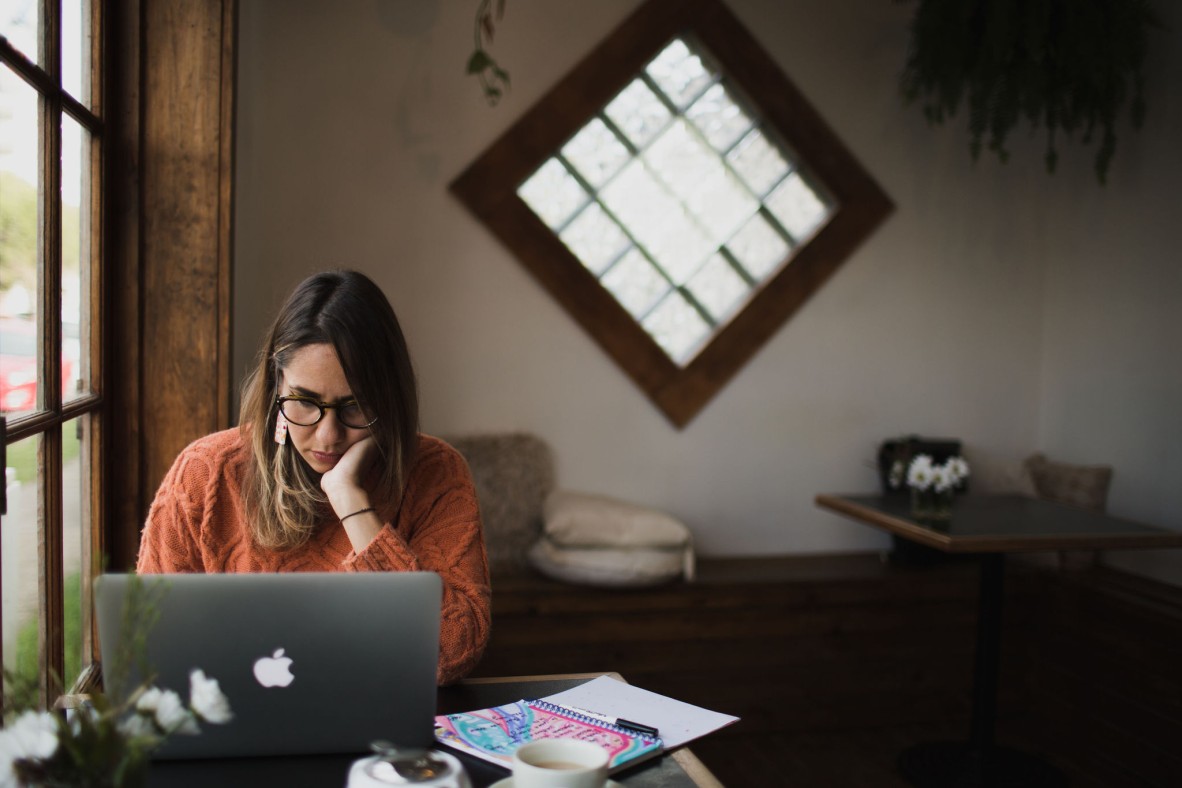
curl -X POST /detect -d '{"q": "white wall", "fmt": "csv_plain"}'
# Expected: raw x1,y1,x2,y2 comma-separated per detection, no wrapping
234,0,1180,581
1034,0,1182,585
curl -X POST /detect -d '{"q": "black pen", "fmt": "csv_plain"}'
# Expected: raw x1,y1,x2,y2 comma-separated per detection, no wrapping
563,705,660,738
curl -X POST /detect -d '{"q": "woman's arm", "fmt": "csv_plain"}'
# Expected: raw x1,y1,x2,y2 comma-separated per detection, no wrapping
136,440,217,574
341,439,491,685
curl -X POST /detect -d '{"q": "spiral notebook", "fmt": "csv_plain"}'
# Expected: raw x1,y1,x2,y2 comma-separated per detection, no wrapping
434,698,664,773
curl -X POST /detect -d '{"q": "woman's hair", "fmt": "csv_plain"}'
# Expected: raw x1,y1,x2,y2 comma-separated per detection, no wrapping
239,270,419,550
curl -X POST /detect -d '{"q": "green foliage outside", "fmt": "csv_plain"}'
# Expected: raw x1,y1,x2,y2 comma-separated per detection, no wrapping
0,171,38,294
6,422,82,483
4,425,87,692
11,571,84,692
1,169,82,299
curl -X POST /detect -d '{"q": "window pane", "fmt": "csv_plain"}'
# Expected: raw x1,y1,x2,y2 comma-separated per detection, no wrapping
63,416,88,687
0,0,39,67
517,158,587,230
600,159,712,284
62,113,87,403
728,212,791,279
2,432,42,689
642,291,710,363
604,78,670,150
63,0,91,105
646,39,712,110
645,118,758,246
561,118,629,189
687,253,749,323
766,171,833,242
686,83,752,153
1,67,41,415
0,316,39,414
559,202,629,276
727,129,791,198
600,248,669,319
644,119,716,198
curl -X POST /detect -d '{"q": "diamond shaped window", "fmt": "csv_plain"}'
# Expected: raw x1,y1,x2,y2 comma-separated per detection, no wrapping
518,36,836,365
452,0,892,427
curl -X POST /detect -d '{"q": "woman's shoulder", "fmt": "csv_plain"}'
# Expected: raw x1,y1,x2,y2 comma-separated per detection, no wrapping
181,426,250,459
415,432,459,458
167,426,251,481
410,433,472,482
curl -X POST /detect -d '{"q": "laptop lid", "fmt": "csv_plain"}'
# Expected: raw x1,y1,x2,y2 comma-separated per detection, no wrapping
94,572,441,760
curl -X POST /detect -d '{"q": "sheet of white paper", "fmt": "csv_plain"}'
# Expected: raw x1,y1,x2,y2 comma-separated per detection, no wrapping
540,675,739,749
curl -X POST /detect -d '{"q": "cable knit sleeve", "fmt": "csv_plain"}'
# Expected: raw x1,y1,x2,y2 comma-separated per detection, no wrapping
342,437,491,685
137,437,218,574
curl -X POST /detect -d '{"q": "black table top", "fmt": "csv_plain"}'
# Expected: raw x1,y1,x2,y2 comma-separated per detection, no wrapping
816,493,1182,553
147,676,704,788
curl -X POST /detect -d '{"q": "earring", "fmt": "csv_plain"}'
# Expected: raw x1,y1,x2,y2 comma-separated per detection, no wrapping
274,410,288,445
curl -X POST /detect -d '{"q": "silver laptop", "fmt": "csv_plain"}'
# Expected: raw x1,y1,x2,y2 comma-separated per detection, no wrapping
94,571,441,759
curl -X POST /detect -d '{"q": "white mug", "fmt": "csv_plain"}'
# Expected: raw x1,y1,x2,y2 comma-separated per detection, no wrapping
511,739,609,788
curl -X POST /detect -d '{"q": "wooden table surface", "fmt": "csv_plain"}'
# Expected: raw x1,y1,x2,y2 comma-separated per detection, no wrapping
816,493,1182,553
148,672,722,788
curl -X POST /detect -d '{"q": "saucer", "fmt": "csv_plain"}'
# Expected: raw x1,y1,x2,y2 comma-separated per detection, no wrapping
488,779,622,788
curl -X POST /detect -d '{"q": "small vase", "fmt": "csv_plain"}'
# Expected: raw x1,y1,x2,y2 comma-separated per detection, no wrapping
910,487,954,525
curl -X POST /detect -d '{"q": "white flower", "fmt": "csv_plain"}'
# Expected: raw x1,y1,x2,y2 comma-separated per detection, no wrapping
189,670,233,725
947,456,970,483
932,465,954,493
153,690,200,736
907,454,934,491
117,711,160,742
888,460,905,489
135,686,164,715
0,710,59,785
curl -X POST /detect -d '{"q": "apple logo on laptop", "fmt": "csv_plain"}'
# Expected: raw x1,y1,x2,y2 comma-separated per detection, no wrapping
253,648,295,688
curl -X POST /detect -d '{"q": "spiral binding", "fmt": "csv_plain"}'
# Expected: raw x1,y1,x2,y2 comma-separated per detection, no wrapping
530,700,660,742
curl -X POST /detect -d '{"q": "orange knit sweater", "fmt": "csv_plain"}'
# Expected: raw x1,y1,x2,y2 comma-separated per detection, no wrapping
136,428,490,685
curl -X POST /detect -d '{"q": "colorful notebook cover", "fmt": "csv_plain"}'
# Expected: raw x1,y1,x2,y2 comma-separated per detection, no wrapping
434,699,663,773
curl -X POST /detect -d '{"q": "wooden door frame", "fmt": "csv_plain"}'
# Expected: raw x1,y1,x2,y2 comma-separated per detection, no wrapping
105,0,236,572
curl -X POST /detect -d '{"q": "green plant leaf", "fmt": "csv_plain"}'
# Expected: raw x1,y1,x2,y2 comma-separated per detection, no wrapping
467,49,493,74
899,0,1159,184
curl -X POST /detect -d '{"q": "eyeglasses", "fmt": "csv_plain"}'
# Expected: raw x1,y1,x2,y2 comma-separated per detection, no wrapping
276,395,377,429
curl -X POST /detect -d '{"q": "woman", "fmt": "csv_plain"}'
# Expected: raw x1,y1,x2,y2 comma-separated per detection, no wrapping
137,270,490,685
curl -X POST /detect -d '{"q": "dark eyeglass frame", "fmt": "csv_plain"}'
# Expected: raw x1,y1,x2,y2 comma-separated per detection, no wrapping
276,395,378,429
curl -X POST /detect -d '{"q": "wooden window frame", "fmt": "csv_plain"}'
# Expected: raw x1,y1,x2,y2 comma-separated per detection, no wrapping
0,0,106,707
451,0,893,427
0,0,236,707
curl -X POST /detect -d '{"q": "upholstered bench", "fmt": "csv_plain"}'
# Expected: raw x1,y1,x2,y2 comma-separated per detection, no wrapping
446,432,694,587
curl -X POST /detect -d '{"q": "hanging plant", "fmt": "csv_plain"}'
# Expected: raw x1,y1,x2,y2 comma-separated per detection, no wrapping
899,0,1162,183
467,0,510,105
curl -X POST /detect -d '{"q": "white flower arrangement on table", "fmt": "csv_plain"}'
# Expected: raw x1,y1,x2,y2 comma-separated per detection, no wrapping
0,577,232,787
0,670,232,787
889,453,970,494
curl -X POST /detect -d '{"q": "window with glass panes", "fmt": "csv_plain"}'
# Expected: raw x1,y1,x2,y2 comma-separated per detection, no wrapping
519,37,835,365
452,0,892,427
1,0,104,707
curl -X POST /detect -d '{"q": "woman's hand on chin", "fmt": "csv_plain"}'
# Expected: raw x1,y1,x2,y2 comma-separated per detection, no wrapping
320,435,377,516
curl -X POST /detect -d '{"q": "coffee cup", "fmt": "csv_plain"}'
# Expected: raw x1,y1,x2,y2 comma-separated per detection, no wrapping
511,739,609,788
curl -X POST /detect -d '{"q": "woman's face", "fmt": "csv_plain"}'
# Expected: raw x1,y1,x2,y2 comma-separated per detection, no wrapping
277,343,370,475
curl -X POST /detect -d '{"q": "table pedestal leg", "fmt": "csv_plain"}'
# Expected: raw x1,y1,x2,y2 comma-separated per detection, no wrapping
897,554,1068,787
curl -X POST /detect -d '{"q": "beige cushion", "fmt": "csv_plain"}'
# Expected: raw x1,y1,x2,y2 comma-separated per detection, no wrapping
1024,453,1113,512
542,490,691,549
445,433,555,573
527,491,695,587
962,449,1039,497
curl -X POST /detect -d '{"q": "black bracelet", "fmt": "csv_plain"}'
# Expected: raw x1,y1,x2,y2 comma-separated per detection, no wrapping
340,506,376,522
